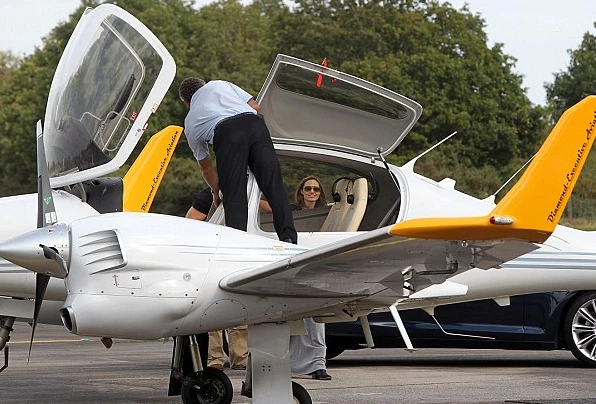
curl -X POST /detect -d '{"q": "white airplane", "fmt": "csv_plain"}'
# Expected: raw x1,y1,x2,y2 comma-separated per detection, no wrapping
2,4,596,404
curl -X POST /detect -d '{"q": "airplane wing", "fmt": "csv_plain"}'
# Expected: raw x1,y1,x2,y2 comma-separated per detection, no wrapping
223,95,596,305
222,225,534,298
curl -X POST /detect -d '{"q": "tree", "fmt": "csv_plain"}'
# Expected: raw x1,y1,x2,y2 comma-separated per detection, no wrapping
0,2,90,196
0,0,547,213
546,25,596,120
545,24,596,222
274,0,545,176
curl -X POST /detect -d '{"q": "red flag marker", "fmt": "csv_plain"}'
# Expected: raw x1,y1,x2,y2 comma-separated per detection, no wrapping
316,57,327,88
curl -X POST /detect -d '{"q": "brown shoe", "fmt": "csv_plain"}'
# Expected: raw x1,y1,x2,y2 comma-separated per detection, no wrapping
231,364,246,370
310,369,332,380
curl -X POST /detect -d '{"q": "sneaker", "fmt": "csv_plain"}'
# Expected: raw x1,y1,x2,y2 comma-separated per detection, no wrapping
231,364,246,370
309,369,332,380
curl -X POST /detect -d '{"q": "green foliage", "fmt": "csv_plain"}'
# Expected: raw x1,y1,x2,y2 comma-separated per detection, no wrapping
273,0,543,170
545,23,596,220
546,25,596,120
0,0,585,220
0,2,90,196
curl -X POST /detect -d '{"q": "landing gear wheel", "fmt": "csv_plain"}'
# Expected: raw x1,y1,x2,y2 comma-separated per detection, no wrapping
292,381,312,404
181,367,233,404
240,380,311,403
564,292,596,367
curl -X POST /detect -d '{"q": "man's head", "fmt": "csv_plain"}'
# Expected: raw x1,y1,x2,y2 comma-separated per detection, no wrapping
179,77,206,105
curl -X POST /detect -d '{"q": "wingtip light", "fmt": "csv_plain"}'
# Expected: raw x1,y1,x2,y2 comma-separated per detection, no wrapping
489,216,514,225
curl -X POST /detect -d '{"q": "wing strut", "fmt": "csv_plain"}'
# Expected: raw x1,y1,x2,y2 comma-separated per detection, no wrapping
390,304,416,352
358,315,375,349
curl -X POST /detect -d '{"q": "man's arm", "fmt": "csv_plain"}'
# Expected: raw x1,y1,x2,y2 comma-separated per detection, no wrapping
198,157,220,206
248,98,261,114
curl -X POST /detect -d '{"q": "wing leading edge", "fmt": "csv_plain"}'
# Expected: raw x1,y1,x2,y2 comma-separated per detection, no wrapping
221,96,596,299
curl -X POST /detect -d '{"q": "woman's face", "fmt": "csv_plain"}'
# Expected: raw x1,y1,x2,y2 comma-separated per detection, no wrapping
301,179,321,205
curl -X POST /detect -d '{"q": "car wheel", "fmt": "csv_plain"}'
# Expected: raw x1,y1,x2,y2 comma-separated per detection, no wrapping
564,292,596,367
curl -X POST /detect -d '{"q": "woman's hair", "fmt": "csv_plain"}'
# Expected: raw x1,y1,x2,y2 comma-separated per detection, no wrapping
295,175,328,209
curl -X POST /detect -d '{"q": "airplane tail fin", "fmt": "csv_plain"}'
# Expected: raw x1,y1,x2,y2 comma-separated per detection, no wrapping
489,96,596,238
122,125,182,213
390,96,596,242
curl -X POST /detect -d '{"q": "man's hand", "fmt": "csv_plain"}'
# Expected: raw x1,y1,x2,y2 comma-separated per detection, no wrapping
212,188,221,207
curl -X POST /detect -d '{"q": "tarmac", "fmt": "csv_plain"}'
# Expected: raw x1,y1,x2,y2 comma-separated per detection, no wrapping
2,323,596,404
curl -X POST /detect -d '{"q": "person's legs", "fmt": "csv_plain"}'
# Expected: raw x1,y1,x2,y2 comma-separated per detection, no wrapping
289,318,331,379
228,325,248,369
245,116,297,243
213,118,250,232
207,330,225,370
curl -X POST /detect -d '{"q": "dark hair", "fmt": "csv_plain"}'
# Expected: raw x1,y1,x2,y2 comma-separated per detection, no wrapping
295,176,328,209
179,77,206,103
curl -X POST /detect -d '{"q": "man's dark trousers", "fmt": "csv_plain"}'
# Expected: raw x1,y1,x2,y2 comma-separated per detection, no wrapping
213,113,297,243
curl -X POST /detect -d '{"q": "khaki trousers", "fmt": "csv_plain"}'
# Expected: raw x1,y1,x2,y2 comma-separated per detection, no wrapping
208,325,248,369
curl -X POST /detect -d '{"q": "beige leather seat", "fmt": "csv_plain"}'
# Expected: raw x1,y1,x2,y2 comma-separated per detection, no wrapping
320,178,352,232
336,177,368,232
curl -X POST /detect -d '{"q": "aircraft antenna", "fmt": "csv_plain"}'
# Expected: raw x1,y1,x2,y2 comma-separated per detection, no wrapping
483,153,536,204
401,131,458,172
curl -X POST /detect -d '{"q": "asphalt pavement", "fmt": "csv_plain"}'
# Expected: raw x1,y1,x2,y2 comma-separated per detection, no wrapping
2,323,596,404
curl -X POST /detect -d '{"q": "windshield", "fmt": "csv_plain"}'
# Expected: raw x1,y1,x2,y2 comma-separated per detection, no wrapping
44,14,163,178
276,64,410,120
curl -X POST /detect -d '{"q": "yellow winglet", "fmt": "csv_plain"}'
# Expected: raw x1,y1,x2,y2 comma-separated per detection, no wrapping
123,125,182,212
390,95,596,243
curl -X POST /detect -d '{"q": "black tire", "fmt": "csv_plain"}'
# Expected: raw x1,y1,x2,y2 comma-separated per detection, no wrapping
241,381,311,403
292,381,312,404
181,368,233,404
564,292,596,367
325,347,345,360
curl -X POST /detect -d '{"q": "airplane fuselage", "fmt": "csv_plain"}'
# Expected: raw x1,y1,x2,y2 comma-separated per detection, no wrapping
4,164,596,339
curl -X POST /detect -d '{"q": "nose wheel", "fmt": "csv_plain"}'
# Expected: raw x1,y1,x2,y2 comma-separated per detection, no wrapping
291,381,312,404
241,380,312,404
181,368,233,404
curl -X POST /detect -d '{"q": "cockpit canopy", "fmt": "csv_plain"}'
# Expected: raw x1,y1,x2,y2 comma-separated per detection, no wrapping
44,5,175,188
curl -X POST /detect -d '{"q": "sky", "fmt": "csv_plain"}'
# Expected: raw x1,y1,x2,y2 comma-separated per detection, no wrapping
0,0,595,105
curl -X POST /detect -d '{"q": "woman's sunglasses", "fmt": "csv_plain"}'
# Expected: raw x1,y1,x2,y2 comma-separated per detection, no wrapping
303,186,321,192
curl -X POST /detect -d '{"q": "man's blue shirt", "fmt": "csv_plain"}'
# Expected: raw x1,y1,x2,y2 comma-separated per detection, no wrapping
184,80,255,161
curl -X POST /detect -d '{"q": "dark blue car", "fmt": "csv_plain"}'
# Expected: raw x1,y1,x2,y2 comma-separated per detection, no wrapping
325,291,596,367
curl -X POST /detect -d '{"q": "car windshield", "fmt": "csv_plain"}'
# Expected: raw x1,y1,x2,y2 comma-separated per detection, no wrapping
44,14,162,179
